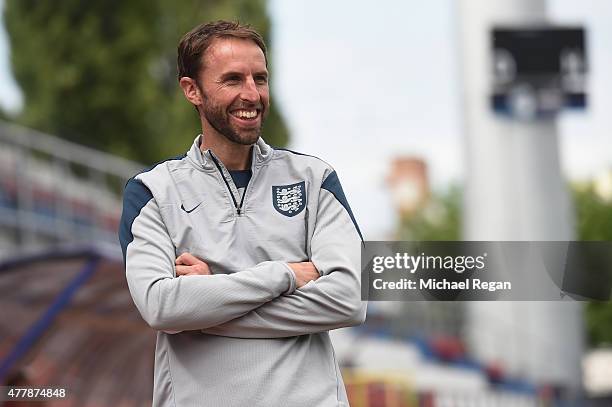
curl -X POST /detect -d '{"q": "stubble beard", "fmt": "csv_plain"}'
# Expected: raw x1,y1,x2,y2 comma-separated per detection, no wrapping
201,94,265,146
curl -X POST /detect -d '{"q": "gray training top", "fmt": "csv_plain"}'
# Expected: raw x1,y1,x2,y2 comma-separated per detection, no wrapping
119,135,366,407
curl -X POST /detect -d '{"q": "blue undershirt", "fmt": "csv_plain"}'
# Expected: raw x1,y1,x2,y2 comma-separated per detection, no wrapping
229,169,252,189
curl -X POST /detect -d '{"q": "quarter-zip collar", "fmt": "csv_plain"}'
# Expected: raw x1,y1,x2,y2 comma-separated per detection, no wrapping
186,134,272,216
186,134,274,172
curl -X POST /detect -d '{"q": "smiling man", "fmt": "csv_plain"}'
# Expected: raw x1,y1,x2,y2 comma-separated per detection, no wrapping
119,21,366,407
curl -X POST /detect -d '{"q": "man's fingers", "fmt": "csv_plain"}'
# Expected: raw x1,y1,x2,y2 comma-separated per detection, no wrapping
176,252,200,265
175,265,191,275
176,263,211,276
287,261,320,288
176,252,204,266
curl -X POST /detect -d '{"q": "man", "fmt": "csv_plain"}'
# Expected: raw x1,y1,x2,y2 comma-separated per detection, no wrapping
119,20,365,407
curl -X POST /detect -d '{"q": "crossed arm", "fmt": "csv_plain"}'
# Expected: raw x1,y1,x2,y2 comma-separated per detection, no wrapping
175,252,319,288
174,251,365,338
121,179,366,338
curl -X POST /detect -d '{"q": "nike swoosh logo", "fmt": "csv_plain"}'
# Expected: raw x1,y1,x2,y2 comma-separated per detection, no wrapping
181,203,202,213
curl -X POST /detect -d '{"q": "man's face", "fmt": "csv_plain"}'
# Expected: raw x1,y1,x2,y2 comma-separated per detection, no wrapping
196,37,269,145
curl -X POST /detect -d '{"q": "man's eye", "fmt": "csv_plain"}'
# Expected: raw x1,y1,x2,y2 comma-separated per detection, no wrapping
225,76,241,83
255,76,268,84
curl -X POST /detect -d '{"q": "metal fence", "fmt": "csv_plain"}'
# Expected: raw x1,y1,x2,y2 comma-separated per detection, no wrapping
0,121,142,259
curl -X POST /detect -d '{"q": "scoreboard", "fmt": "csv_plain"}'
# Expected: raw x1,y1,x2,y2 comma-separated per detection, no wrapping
491,27,587,119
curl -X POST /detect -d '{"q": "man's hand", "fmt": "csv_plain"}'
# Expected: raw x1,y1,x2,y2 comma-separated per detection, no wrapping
175,253,211,276
287,262,320,288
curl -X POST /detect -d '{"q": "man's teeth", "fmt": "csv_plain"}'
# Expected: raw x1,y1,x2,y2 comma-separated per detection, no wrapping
233,110,257,119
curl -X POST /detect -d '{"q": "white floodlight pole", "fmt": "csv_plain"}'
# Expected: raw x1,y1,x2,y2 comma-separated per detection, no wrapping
458,0,583,392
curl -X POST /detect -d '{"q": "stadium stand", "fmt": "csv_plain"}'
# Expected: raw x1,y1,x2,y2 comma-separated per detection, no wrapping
0,247,155,405
0,122,154,405
0,121,140,258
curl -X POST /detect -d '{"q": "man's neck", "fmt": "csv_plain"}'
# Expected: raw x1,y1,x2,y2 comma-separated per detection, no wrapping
199,131,253,171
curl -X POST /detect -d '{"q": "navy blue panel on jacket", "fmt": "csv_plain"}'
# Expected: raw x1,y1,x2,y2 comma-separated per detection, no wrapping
321,171,364,243
119,178,153,262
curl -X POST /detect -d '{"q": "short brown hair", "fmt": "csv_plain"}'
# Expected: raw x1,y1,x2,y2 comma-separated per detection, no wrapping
177,20,267,82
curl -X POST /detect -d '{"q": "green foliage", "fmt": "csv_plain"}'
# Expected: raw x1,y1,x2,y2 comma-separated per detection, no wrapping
396,185,462,241
586,301,612,346
396,182,612,242
396,182,612,346
573,184,612,241
572,184,612,346
3,0,288,164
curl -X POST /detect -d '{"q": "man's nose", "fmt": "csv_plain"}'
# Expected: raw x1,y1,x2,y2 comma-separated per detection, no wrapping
240,77,259,102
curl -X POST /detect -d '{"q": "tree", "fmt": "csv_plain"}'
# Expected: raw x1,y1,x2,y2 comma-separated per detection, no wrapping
573,183,612,346
3,0,289,164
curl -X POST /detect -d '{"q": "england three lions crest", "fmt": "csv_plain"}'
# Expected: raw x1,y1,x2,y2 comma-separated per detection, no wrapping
272,181,306,217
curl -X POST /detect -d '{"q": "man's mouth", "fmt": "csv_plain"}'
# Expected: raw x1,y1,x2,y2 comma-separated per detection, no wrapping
230,109,260,121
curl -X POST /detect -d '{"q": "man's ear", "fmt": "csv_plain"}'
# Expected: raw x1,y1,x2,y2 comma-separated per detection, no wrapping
179,77,203,107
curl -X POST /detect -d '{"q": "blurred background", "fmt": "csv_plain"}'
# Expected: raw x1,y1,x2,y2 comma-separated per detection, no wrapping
0,0,611,406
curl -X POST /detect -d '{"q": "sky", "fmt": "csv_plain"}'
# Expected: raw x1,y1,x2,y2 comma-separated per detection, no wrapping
0,0,21,114
267,0,612,237
0,0,611,238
